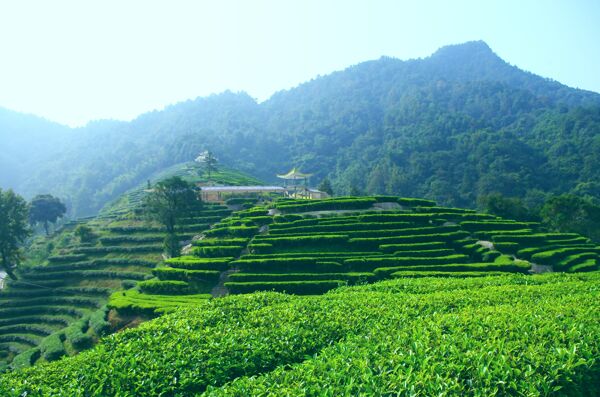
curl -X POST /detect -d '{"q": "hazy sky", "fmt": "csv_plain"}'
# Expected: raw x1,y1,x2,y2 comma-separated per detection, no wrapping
1,0,599,127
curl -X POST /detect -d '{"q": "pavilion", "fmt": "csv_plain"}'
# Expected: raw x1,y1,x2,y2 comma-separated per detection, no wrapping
197,167,328,202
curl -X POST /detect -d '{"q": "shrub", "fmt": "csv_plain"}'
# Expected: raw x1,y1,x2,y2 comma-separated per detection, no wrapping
415,206,476,214
379,241,447,253
225,280,345,295
493,242,520,254
247,243,273,254
192,238,249,247
252,235,349,249
164,257,233,271
47,254,87,264
267,222,413,235
73,245,163,254
153,267,220,283
391,271,509,278
234,208,269,218
345,255,469,272
230,258,342,272
568,259,599,272
350,231,469,250
99,235,164,245
89,307,112,337
39,333,66,361
65,320,92,351
531,247,600,266
473,229,533,240
177,216,223,225
460,221,531,232
204,226,259,238
193,246,243,258
74,225,96,243
375,260,531,277
396,197,437,207
269,218,320,229
492,233,582,249
243,216,273,226
107,226,164,234
22,270,149,282
121,280,138,289
482,250,502,262
228,272,375,284
107,289,210,316
393,249,457,257
225,197,258,206
178,223,211,233
555,253,598,271
138,280,194,295
272,214,304,223
275,198,376,213
357,213,435,223
10,348,40,369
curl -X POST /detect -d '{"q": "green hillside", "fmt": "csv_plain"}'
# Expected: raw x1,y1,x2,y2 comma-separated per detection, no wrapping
1,273,598,395
3,41,600,216
0,167,260,370
128,195,596,312
0,192,599,393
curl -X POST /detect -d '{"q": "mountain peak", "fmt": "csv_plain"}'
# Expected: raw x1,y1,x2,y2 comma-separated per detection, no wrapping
430,40,498,61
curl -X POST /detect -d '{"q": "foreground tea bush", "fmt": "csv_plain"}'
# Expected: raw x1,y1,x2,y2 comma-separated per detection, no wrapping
1,273,598,396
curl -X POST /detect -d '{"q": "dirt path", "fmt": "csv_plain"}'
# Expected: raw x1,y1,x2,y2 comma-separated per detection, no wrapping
211,269,237,297
530,263,553,273
476,240,495,250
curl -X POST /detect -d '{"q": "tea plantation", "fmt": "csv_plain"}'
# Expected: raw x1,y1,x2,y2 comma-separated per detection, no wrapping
0,273,598,395
1,193,598,394
0,202,232,370
0,165,264,370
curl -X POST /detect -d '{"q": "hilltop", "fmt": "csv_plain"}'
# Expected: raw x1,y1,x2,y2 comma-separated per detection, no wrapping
2,40,600,216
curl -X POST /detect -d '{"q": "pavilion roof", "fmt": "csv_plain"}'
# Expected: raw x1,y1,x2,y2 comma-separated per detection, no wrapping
276,167,312,179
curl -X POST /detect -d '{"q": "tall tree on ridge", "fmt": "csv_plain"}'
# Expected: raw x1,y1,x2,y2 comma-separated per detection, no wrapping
143,177,202,257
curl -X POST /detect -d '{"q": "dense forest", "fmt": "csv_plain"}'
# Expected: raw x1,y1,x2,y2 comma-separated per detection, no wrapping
1,41,600,217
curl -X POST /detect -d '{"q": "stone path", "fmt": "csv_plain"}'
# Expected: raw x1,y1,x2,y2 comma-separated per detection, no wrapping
0,271,6,290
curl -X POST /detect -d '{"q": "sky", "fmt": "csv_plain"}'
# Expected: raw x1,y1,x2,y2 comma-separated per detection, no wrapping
0,0,599,127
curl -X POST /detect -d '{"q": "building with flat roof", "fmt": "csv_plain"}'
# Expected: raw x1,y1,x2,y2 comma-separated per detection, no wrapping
198,185,286,202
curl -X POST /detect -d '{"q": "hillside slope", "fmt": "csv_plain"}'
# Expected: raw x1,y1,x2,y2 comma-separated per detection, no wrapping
1,192,599,392
2,41,600,216
0,166,260,370
108,194,599,316
1,273,598,395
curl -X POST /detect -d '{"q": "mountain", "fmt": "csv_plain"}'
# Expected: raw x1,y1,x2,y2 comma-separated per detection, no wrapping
2,40,600,216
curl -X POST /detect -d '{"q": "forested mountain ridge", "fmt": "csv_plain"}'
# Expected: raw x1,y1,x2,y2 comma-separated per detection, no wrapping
1,40,600,216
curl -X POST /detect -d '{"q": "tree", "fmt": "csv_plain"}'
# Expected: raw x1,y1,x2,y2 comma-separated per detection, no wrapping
317,178,334,196
541,194,600,242
196,150,218,180
143,177,201,257
0,189,30,279
29,194,67,235
478,193,539,222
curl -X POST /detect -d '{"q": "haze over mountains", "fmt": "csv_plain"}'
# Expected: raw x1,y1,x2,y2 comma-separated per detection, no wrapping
2,40,600,217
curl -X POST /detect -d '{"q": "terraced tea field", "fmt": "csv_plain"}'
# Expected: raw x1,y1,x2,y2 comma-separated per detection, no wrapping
1,272,598,395
2,193,599,386
0,203,232,370
126,196,596,304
